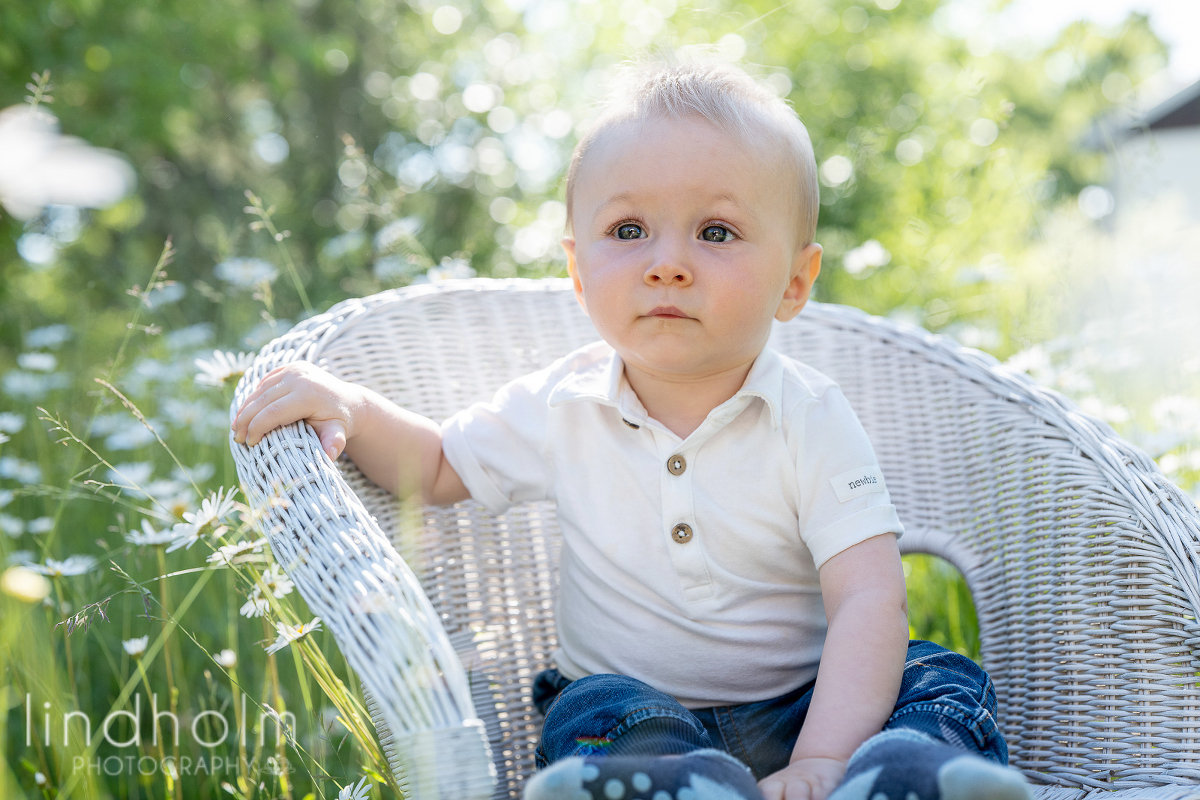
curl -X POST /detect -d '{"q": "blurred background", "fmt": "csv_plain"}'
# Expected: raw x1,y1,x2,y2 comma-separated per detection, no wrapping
2,0,1199,797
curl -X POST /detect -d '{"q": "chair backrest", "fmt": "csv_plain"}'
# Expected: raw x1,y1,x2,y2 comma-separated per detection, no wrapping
249,278,1200,796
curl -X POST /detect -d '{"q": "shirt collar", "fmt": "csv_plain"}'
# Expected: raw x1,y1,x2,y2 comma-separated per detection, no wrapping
547,341,784,430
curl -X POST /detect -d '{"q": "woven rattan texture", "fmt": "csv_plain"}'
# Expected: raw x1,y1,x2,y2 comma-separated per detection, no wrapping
312,283,593,797
231,278,1200,798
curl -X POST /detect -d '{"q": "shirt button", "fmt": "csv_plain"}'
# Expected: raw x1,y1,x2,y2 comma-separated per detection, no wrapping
671,523,693,544
667,454,687,475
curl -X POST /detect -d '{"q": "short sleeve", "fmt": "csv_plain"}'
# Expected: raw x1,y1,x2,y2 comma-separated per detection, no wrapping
793,386,904,571
440,374,554,516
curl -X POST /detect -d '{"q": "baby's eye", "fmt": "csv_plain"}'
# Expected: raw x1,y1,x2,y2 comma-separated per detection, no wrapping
700,225,735,243
616,223,645,240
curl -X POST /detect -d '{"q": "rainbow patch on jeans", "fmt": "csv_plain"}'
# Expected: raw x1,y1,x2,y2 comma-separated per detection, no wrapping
574,736,613,748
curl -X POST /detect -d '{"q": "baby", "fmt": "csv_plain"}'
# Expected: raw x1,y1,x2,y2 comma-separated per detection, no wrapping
232,58,1032,800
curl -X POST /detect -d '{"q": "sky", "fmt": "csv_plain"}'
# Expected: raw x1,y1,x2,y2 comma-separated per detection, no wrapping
939,0,1200,95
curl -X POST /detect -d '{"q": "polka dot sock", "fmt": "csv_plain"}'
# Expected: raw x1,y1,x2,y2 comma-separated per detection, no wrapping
826,729,1032,800
523,748,765,800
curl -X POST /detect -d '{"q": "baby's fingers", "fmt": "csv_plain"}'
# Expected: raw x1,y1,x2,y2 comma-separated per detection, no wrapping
233,367,290,423
232,382,291,443
239,393,315,447
759,777,787,800
759,775,816,800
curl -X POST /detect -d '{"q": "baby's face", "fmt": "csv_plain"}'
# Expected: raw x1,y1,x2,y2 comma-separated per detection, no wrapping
563,114,822,382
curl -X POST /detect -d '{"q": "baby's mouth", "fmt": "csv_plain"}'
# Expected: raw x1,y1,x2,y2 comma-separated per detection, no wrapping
646,305,693,319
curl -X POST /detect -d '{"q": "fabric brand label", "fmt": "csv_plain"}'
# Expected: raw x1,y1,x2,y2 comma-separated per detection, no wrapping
831,466,886,503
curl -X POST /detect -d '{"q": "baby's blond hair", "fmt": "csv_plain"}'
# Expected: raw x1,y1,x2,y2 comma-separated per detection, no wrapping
565,54,820,248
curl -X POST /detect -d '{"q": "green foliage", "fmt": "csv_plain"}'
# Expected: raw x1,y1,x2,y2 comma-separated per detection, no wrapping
903,554,980,661
1,0,1167,339
0,0,1173,796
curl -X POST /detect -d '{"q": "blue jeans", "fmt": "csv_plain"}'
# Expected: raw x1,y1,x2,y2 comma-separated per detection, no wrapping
532,640,1007,780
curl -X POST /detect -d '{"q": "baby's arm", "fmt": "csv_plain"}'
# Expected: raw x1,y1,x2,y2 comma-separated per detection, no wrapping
759,532,909,800
231,362,470,506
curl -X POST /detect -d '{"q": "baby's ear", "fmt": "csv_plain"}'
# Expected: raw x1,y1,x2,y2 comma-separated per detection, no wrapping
562,237,588,315
775,242,822,322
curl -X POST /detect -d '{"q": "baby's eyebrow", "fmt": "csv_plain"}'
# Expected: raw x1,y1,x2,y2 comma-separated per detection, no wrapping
595,191,636,215
595,191,759,224
707,192,761,227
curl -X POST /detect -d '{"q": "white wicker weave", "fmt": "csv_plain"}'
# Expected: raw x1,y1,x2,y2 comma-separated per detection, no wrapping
230,278,1200,800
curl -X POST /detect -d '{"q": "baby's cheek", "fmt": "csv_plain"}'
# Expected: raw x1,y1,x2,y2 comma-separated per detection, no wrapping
729,283,778,329
581,284,625,324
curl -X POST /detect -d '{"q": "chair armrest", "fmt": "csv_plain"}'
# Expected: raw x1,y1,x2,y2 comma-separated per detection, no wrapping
230,342,496,799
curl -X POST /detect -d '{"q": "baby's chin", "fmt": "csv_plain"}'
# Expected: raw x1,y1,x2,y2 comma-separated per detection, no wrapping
617,344,759,383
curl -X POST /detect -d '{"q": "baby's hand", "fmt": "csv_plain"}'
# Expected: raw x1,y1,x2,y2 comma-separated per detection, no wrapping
758,756,847,800
231,362,366,461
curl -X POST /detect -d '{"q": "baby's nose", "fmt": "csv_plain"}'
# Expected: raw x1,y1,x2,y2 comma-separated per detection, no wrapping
644,256,692,285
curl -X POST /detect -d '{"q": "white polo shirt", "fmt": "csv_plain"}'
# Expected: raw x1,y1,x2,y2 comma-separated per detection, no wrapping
440,340,904,709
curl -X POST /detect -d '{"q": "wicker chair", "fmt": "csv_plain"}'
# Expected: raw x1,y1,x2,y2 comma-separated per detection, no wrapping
229,278,1200,800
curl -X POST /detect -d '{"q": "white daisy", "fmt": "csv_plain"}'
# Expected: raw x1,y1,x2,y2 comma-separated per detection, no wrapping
244,478,293,514
153,484,195,521
260,563,294,598
425,255,476,282
165,322,214,351
237,502,270,532
194,350,256,388
264,617,322,655
26,517,54,535
26,323,72,350
161,397,214,429
0,104,135,221
239,595,271,618
125,519,177,547
6,549,35,566
122,635,149,657
214,257,278,288
207,537,268,567
173,462,215,484
195,487,239,526
338,776,371,800
0,513,23,537
0,456,41,485
28,554,97,577
213,648,237,668
103,419,158,451
17,352,57,372
1,370,69,401
107,462,155,496
142,477,190,506
165,521,204,552
239,484,290,537
166,487,238,552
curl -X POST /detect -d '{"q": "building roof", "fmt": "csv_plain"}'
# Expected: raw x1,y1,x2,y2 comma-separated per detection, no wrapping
1140,78,1200,130
1081,76,1199,149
